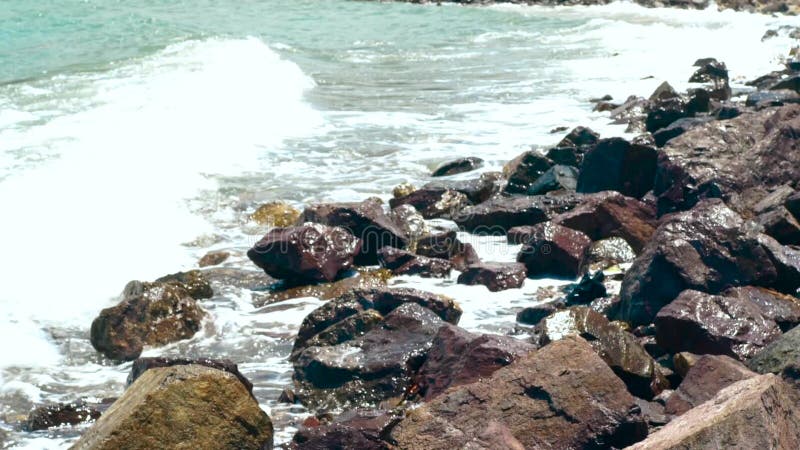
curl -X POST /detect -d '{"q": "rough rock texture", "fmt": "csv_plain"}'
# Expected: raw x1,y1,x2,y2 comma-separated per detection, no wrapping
587,237,637,270
748,324,800,374
664,355,757,416
23,401,103,431
71,365,273,450
614,199,782,327
535,307,669,399
503,150,554,194
577,138,658,199
253,268,391,306
198,251,230,268
456,262,527,291
527,165,579,195
90,280,206,361
153,270,214,300
127,357,254,397
552,191,656,252
454,193,582,233
431,157,484,177
563,271,607,306
415,231,481,271
291,409,399,450
654,289,782,360
627,375,800,450
517,222,592,279
251,201,300,227
389,187,470,220
377,246,453,278
723,286,800,331
516,301,562,326
247,223,361,283
390,336,647,449
416,324,535,400
422,172,502,204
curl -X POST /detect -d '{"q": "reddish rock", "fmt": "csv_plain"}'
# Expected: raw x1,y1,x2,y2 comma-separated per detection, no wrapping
456,262,526,292
247,223,361,283
664,355,757,416
291,409,399,450
577,138,658,199
722,286,800,331
758,206,800,245
415,231,480,271
454,193,583,234
377,246,452,278
516,222,591,279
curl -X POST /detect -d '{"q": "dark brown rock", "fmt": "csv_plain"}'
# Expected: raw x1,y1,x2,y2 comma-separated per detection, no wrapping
564,271,607,306
291,409,399,450
389,187,470,220
153,270,214,300
516,300,563,326
422,171,502,204
377,246,452,278
664,355,757,416
558,126,600,148
247,223,361,283
415,231,480,271
516,222,592,279
577,138,658,199
198,251,230,268
454,193,583,234
587,237,637,270
758,206,800,245
503,150,554,194
23,401,102,431
456,262,527,292
431,157,484,177
722,286,800,331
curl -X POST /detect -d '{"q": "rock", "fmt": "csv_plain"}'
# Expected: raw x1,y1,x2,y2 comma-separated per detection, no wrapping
722,286,800,331
771,75,800,93
251,201,300,227
416,324,535,400
626,374,800,450
758,206,800,245
588,295,620,317
753,184,797,215
392,182,415,199
247,223,361,283
576,138,658,199
516,300,563,326
278,388,297,404
291,409,399,450
390,336,647,449
535,307,669,399
646,96,687,133
23,401,102,431
685,88,711,115
757,234,800,295
563,271,606,306
431,157,484,177
610,95,649,133
293,303,445,409
586,237,636,270
649,81,680,102
654,105,800,215
422,171,502,204
456,262,527,292
552,191,656,252
127,357,254,397
300,310,384,358
201,267,274,291
90,280,206,361
503,150,553,194
365,287,461,324
673,352,700,378
254,268,391,306
654,289,782,360
153,270,214,300
526,164,578,195
546,146,581,167
652,117,712,148
634,398,670,428
506,225,537,244
387,204,428,245
198,251,230,268
664,355,757,416
71,365,273,450
455,193,582,234
557,126,600,148
516,222,592,279
389,187,470,220
614,199,780,327
714,104,743,120
746,90,800,108
377,246,452,278
747,324,800,374
414,231,480,271
297,198,409,265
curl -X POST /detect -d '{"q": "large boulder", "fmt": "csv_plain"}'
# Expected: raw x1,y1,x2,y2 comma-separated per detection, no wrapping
247,223,361,283
552,191,656,252
577,138,658,199
627,375,800,450
535,307,669,399
747,324,800,374
416,324,535,400
516,222,591,279
664,355,757,416
377,246,452,278
722,286,800,331
390,336,647,449
654,289,782,360
297,198,408,265
614,199,781,327
90,280,206,361
71,365,273,450
127,357,253,397
454,193,582,234
456,262,527,292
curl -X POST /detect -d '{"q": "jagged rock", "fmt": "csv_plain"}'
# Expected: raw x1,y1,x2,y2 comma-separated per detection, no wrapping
198,251,230,268
627,374,800,450
23,401,103,431
387,204,428,244
722,286,800,331
416,324,535,400
390,336,647,449
389,187,470,220
127,357,254,397
758,206,800,245
517,222,592,279
516,300,563,326
291,409,399,450
558,126,600,148
535,307,669,399
71,365,272,450
664,355,757,416
455,193,583,234
247,223,361,283
564,271,607,306
251,201,300,227
646,95,687,133
456,262,526,292
431,157,484,177
422,171,502,205
746,90,800,108
552,191,656,252
652,117,712,148
748,324,800,374
253,268,391,306
506,225,537,244
576,138,658,199
546,146,581,166
527,165,578,195
300,310,384,357
414,231,480,271
503,151,553,194
654,289,782,360
587,237,637,270
377,246,452,278
771,75,800,93
297,198,408,265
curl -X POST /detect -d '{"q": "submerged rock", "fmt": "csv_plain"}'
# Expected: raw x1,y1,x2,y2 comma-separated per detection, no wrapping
456,262,527,292
516,222,591,279
23,401,103,431
198,250,230,268
253,268,391,306
251,201,301,227
431,157,484,177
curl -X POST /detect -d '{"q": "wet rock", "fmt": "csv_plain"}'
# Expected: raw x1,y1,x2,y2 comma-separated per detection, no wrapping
506,225,537,244
526,164,578,195
392,182,415,199
557,126,600,148
390,336,647,449
389,186,470,220
546,146,581,166
422,171,503,204
587,237,637,270
431,157,484,177
90,280,205,361
414,231,480,271
614,200,780,327
247,223,361,283
771,75,800,93
627,374,800,450
456,262,527,292
364,287,461,324
127,357,254,397
300,310,384,357
634,398,670,428
254,268,391,306
576,138,658,199
297,198,408,265
564,271,607,306
23,401,102,431
201,267,274,291
291,409,399,450
154,270,214,300
722,286,800,331
377,246,452,278
198,250,230,268
71,365,273,450
652,117,712,148
757,234,800,295
535,307,669,399
609,95,649,133
503,150,553,194
516,300,563,326
278,388,297,404
654,289,782,360
673,352,700,378
747,324,800,374
416,324,535,400
251,201,301,227
293,303,445,409
552,191,656,252
746,90,800,108
646,96,687,133
517,222,592,279
758,206,800,245
714,104,743,120
387,204,428,246
588,295,620,317
664,355,757,416
455,193,583,234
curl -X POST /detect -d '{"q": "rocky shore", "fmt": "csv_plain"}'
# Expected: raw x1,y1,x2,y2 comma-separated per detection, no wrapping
8,17,800,450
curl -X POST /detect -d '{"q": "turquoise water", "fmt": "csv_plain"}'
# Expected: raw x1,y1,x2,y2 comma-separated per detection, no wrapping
0,1,797,447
